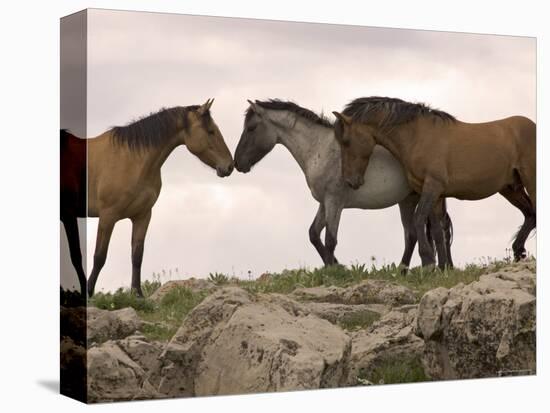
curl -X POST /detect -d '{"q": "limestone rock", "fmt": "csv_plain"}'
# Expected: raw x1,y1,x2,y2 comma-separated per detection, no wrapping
159,287,351,397
347,305,425,384
87,341,161,402
291,280,417,307
149,278,216,302
415,263,536,379
87,307,143,345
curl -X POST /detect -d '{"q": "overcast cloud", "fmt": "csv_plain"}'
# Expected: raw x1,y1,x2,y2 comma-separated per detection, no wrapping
60,9,536,292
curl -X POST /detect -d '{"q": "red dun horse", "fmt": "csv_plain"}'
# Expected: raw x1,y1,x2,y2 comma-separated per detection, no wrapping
333,97,535,269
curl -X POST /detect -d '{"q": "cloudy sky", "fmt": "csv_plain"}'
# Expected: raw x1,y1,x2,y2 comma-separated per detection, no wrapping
60,9,536,292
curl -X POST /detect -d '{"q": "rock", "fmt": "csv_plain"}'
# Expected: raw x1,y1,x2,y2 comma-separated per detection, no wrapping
347,306,425,384
60,306,87,345
415,263,536,379
117,335,165,389
290,285,345,303
60,336,87,400
343,280,417,306
257,272,273,283
159,287,351,397
291,280,417,307
303,302,389,325
87,307,143,345
149,278,216,302
87,341,162,403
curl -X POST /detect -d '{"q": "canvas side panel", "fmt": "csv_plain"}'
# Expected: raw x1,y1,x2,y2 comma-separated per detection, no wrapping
60,9,88,404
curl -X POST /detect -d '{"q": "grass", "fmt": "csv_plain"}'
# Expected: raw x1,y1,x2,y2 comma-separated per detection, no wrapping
358,355,430,385
89,282,208,342
82,257,524,341
338,310,381,331
235,259,509,300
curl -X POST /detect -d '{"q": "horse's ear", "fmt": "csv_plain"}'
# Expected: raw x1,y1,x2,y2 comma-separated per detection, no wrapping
198,98,214,116
332,111,350,125
247,99,264,117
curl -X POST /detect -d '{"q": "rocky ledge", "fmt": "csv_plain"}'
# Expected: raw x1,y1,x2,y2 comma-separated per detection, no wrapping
60,261,536,402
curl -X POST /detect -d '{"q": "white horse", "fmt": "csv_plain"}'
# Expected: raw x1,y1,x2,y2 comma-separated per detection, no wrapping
234,99,453,268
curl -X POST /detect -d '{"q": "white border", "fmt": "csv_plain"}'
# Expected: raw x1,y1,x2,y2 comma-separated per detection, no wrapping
0,1,547,412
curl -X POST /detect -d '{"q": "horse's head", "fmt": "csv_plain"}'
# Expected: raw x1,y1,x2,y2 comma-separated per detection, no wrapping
184,99,234,177
332,111,376,190
234,100,278,173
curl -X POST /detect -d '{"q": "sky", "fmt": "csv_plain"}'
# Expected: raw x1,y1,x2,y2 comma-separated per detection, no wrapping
60,9,536,292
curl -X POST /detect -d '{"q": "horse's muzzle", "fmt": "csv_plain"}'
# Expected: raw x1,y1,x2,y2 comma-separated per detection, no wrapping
234,160,251,173
216,163,234,177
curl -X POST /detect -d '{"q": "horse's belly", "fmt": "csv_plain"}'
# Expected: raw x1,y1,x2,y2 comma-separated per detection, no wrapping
447,167,514,200
346,146,411,209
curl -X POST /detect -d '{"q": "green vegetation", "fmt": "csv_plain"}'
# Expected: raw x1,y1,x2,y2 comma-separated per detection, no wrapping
89,283,208,341
338,310,381,331
358,355,430,385
84,258,519,341
235,259,506,300
208,272,230,285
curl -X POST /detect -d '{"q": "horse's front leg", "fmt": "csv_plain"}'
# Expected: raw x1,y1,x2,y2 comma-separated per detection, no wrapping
397,193,420,273
61,214,87,298
414,180,443,269
309,203,329,265
87,214,117,297
130,210,152,297
324,197,343,266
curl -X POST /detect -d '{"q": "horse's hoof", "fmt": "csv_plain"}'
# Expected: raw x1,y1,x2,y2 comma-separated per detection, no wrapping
398,264,409,275
422,263,437,272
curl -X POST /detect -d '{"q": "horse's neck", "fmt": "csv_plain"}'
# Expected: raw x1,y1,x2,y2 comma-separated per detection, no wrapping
375,125,415,167
277,121,334,177
144,139,181,174
117,134,181,177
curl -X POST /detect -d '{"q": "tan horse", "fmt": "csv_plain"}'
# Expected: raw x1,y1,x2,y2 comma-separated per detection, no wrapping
333,97,536,268
61,99,234,297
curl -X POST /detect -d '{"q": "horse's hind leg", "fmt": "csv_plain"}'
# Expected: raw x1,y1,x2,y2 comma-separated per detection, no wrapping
130,210,152,297
428,198,449,270
87,215,116,297
309,203,330,265
441,200,454,268
397,193,420,272
61,214,87,297
499,187,535,261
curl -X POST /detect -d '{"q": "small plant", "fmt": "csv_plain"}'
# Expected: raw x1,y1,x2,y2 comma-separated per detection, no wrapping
208,272,230,285
140,322,176,342
90,288,156,313
141,279,161,298
60,287,86,307
338,311,381,331
358,355,430,385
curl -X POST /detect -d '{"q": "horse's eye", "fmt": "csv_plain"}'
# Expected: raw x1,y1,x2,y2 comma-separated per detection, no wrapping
247,125,257,132
208,130,215,135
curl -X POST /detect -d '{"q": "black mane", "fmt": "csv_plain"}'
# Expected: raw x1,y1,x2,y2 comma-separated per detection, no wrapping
342,96,456,129
110,105,203,152
245,99,333,128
